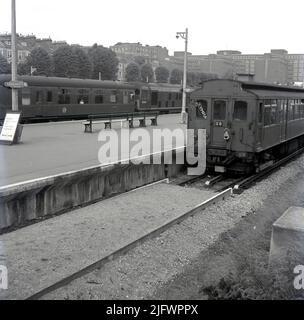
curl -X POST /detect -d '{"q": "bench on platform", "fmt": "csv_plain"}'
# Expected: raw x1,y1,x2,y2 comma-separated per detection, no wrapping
82,112,158,133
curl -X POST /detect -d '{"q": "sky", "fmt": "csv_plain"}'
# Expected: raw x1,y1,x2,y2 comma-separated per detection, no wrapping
0,0,304,55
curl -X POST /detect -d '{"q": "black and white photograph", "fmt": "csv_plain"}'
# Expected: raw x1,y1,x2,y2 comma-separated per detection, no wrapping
1,0,304,306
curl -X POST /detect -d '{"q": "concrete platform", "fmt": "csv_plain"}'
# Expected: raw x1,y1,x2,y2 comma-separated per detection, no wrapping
0,182,217,300
0,114,185,187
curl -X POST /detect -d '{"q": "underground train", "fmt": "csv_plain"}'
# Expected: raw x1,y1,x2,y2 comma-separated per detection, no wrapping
188,79,304,174
0,75,185,122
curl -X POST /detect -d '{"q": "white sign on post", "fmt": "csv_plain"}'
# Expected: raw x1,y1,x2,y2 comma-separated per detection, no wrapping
0,112,21,144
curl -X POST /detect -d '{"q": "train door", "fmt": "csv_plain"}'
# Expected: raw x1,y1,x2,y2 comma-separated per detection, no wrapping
211,99,228,147
151,91,158,109
280,99,288,141
231,99,252,150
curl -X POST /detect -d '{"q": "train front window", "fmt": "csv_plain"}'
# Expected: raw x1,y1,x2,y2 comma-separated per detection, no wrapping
196,100,207,119
233,101,247,121
213,100,226,120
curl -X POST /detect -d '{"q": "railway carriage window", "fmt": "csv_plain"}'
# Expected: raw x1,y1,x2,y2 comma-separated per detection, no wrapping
35,91,43,104
233,101,247,121
258,102,263,123
166,101,169,108
172,101,175,108
158,101,162,108
110,90,117,103
176,93,179,100
264,107,271,125
77,89,89,104
288,100,295,120
141,90,149,102
95,95,104,104
47,91,53,103
58,89,71,104
22,88,31,106
196,100,208,119
169,93,172,100
151,92,158,106
213,100,226,120
123,91,129,104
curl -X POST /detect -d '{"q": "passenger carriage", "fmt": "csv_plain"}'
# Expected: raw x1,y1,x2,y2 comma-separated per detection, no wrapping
188,79,304,174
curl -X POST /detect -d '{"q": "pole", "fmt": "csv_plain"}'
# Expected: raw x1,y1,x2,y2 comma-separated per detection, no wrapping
181,28,188,124
11,0,18,111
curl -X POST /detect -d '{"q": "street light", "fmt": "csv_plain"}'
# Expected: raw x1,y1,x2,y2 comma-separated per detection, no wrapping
11,0,18,111
176,28,188,124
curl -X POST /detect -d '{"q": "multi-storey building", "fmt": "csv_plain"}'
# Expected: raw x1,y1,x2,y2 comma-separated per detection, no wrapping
110,42,169,63
171,49,304,84
0,33,68,64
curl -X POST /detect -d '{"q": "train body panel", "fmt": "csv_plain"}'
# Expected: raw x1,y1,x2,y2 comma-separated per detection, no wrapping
188,79,304,173
0,75,187,121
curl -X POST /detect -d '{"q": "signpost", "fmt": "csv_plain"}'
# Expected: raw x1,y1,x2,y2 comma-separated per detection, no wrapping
0,112,22,144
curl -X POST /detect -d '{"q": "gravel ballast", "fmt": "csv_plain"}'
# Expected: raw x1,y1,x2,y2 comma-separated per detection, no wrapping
43,154,304,300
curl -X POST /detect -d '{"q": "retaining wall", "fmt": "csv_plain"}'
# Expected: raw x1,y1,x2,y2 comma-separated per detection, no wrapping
0,149,185,231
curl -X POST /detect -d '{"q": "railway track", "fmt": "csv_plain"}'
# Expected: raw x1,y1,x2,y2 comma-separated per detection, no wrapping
181,145,304,194
24,182,232,300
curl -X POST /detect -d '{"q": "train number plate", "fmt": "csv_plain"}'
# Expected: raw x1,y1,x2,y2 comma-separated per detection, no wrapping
215,166,226,173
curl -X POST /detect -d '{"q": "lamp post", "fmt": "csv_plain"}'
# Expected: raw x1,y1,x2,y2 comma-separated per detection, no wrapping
11,0,18,111
176,28,188,124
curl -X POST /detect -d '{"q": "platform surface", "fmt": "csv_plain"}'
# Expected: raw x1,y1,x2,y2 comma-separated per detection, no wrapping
0,182,214,300
0,114,185,187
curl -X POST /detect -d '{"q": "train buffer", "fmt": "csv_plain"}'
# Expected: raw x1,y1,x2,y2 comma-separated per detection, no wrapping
82,112,159,133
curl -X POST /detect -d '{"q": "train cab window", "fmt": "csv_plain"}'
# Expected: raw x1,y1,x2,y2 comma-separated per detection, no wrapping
233,101,247,121
77,89,89,104
196,100,208,119
47,91,53,102
213,100,226,120
22,88,31,106
35,91,43,104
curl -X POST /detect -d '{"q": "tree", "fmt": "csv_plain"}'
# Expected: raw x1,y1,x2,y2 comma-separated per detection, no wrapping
125,62,140,82
170,68,183,84
89,44,118,80
0,54,10,74
53,45,79,78
72,47,91,79
140,64,154,82
19,47,53,76
155,66,169,83
134,56,146,66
